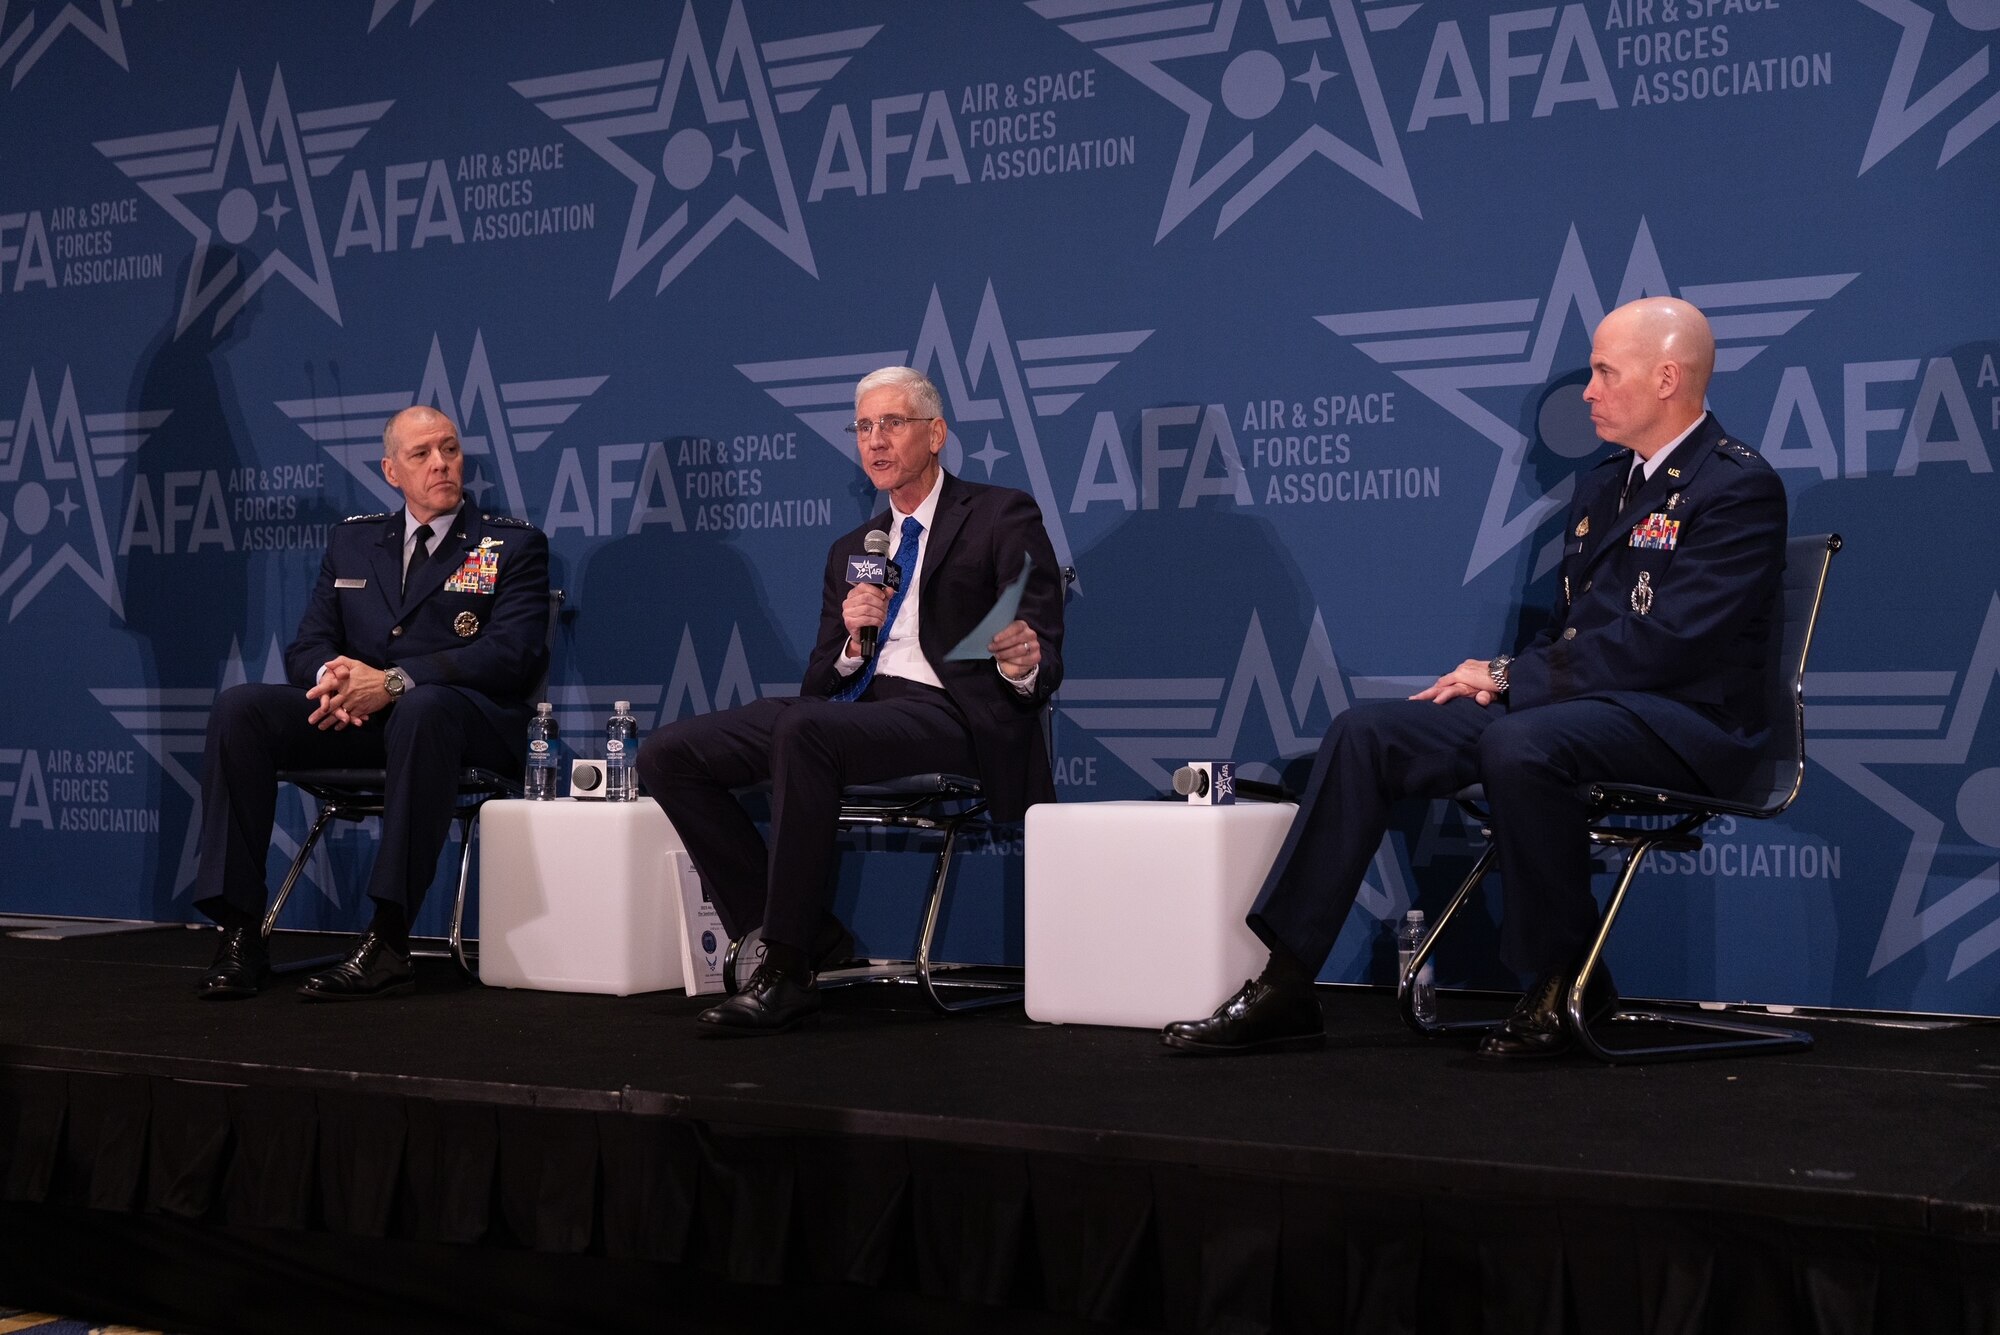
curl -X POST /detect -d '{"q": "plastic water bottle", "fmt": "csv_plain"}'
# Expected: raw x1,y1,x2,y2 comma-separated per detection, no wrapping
1397,909,1436,1024
525,702,559,800
605,699,637,801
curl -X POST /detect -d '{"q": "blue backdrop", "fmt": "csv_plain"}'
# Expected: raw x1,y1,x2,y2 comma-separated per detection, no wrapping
1,0,1995,1015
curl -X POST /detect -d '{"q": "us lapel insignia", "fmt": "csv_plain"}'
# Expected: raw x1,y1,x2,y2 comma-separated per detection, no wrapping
1667,467,1681,478
1630,571,1655,616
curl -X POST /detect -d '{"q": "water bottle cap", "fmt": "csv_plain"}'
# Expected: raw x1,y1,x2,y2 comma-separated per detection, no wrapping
615,700,630,712
1403,909,1424,925
536,701,552,712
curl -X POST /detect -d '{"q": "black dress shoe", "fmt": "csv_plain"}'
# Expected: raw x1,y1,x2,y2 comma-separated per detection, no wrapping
297,930,416,1001
1161,974,1325,1055
197,925,270,1000
698,962,820,1036
1477,966,1619,1059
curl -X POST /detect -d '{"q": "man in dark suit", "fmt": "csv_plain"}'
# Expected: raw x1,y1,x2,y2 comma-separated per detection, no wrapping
1164,297,1788,1059
637,366,1066,1035
193,405,551,1001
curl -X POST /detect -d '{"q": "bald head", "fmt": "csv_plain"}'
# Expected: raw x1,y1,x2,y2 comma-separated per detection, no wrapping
380,405,465,524
383,404,453,456
1582,297,1716,457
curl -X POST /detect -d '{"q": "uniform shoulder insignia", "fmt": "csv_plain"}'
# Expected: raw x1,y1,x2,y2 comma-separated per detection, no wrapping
1715,439,1765,465
341,511,393,524
482,512,535,529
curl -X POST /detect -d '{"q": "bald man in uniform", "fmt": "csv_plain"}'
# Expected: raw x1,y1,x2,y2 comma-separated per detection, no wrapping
192,406,551,1001
1164,297,1788,1059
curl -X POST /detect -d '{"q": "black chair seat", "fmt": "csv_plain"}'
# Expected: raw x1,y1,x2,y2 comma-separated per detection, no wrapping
276,767,517,801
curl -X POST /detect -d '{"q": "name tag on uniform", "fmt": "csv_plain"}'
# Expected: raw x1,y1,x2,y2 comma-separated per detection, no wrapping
1630,514,1681,551
334,578,367,588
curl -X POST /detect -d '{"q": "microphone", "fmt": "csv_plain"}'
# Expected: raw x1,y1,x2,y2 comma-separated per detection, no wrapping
845,529,902,662
1173,762,1292,805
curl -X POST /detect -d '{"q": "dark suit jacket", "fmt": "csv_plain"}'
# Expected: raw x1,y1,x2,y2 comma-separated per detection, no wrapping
800,473,1066,821
286,504,552,750
1506,413,1787,794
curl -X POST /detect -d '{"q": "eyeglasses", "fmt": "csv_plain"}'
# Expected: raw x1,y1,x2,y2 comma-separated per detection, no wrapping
844,415,937,438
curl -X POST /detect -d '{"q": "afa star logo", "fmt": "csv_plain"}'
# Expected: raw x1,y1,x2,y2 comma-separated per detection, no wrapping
1317,220,1856,585
735,280,1153,581
94,66,394,336
512,0,879,297
0,0,131,90
1062,608,1350,791
1814,593,2000,981
1029,0,1419,239
91,638,341,901
1858,0,2000,172
1056,607,1420,923
273,330,609,518
0,367,160,621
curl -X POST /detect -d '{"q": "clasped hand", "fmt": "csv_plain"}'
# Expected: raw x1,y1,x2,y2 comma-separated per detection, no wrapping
306,656,392,730
1410,658,1502,707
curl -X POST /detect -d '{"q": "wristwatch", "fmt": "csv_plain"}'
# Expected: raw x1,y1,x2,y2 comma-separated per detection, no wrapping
383,667,410,700
1487,655,1513,695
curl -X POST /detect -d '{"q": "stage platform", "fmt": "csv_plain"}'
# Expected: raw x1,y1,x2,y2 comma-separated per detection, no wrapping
2,924,1998,1334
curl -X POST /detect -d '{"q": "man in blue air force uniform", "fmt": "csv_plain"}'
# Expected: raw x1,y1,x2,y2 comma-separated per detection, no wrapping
638,366,1066,1036
193,406,551,1001
1165,297,1788,1059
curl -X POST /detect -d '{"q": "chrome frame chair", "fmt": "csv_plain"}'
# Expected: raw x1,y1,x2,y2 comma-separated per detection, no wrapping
724,567,1075,1014
262,588,565,978
1396,533,1842,1063
828,771,1013,1013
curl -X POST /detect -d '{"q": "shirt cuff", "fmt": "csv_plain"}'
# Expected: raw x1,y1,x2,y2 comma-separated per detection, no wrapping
998,662,1038,695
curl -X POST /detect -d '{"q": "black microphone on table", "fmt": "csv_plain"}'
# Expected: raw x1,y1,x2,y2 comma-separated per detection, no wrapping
1172,762,1291,805
845,529,902,662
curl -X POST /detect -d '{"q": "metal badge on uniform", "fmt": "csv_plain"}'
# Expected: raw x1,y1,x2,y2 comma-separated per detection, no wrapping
1629,514,1681,551
1666,467,1681,478
1630,571,1655,615
334,578,367,589
1575,516,1589,538
1667,492,1682,511
454,611,480,637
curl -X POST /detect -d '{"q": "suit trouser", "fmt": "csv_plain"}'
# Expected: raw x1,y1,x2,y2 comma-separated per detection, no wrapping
193,682,518,921
1247,696,1705,978
635,676,977,951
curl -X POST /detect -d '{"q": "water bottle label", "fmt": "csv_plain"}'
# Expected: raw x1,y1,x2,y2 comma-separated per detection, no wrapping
606,739,624,755
529,739,549,754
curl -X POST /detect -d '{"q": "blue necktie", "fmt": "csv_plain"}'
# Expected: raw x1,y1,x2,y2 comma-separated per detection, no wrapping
835,515,922,701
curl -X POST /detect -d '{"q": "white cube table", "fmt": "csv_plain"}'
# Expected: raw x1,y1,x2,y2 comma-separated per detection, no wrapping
1024,799,1296,1028
478,798,688,996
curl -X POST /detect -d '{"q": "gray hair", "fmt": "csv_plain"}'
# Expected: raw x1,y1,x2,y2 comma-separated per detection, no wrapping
854,366,942,420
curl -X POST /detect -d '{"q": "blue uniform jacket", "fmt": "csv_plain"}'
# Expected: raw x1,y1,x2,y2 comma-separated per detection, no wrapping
1505,413,1788,793
285,506,552,750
